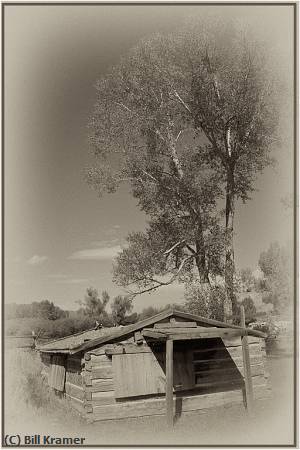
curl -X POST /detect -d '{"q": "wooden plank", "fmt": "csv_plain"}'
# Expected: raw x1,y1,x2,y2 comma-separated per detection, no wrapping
154,322,197,329
222,335,260,346
91,365,113,379
193,355,263,367
142,329,168,340
49,355,66,392
65,382,84,401
112,353,166,398
194,363,264,378
123,343,152,354
104,343,152,355
195,365,264,384
241,306,254,414
193,342,261,357
105,346,125,355
166,339,174,427
91,385,271,421
169,329,244,341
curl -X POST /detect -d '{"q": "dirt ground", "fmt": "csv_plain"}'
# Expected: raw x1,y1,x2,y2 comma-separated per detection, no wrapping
4,350,295,446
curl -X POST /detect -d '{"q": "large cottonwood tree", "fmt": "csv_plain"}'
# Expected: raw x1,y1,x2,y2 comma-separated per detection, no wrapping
88,20,277,319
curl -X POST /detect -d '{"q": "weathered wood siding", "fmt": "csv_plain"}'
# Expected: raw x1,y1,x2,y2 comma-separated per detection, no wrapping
48,355,66,392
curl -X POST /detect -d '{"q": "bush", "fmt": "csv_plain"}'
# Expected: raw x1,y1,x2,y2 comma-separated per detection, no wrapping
5,315,115,340
184,282,225,321
241,297,257,324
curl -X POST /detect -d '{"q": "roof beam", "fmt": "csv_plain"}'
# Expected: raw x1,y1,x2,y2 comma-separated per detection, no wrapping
142,329,168,340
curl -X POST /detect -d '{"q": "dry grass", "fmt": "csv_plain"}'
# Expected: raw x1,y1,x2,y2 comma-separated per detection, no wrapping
4,349,83,434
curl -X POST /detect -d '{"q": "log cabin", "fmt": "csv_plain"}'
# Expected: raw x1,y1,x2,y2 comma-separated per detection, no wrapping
37,308,271,425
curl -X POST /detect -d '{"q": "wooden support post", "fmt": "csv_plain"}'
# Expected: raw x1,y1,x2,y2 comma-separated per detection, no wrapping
240,306,254,415
166,338,174,428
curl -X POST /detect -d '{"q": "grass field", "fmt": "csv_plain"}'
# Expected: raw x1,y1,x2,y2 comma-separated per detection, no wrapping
3,344,295,446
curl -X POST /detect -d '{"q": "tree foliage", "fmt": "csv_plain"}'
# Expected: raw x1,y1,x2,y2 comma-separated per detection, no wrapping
259,242,292,313
184,282,226,321
78,288,110,318
111,295,133,325
6,301,67,321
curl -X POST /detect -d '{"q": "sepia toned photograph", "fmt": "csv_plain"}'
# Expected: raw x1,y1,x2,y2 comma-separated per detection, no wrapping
2,2,297,447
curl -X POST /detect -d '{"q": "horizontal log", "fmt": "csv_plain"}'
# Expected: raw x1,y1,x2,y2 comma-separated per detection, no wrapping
193,355,263,367
91,366,113,379
104,343,152,355
193,373,267,391
65,382,84,401
89,344,122,356
91,385,271,421
170,329,245,340
65,394,85,415
90,354,112,363
87,379,114,393
194,363,264,378
154,322,197,329
92,391,115,406
193,343,261,357
142,330,168,340
222,336,260,346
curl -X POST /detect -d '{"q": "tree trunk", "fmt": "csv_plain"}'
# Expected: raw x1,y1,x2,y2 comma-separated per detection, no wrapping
225,166,239,323
195,219,210,284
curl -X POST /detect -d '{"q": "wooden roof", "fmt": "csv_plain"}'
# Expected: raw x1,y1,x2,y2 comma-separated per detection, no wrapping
38,308,266,355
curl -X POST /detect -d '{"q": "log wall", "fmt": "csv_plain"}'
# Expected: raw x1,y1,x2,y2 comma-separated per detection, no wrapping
81,350,115,420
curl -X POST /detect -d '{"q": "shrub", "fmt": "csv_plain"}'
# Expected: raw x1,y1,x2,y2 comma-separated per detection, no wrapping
184,282,225,321
241,297,257,324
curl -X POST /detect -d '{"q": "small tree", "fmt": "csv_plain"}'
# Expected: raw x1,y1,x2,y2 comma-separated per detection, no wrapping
111,295,133,325
241,297,257,324
139,306,161,321
80,288,110,317
259,242,292,314
184,282,226,321
240,268,256,292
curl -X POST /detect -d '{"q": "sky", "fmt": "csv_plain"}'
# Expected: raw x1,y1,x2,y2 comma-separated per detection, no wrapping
4,4,295,313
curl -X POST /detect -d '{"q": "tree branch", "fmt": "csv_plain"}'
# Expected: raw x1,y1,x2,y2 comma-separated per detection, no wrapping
127,255,193,297
173,90,192,114
164,240,185,256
